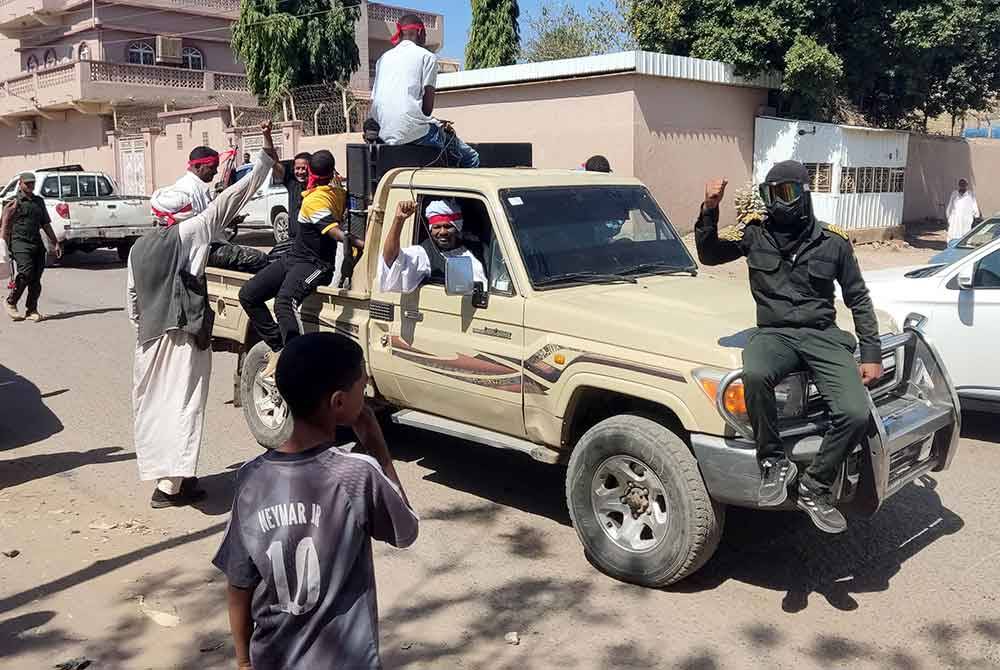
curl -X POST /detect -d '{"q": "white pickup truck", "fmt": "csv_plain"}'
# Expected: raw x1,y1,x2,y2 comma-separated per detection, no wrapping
1,166,157,261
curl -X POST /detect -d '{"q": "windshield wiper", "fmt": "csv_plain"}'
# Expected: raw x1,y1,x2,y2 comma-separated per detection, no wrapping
535,271,638,287
619,262,697,277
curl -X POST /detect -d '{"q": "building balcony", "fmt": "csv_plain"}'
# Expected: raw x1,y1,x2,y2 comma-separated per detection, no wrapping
366,2,443,49
0,0,239,34
0,59,255,118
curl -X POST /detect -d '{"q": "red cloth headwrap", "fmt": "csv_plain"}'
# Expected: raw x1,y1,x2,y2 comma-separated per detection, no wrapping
427,213,462,227
391,21,424,45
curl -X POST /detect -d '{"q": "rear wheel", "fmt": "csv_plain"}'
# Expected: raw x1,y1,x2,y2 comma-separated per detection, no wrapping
240,341,293,448
272,211,289,244
566,415,725,587
116,238,136,263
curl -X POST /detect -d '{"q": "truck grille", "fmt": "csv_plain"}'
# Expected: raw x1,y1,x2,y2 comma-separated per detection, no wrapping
369,301,394,322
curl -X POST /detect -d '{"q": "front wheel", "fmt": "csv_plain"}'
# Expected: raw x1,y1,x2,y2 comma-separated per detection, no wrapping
566,415,725,587
240,341,293,448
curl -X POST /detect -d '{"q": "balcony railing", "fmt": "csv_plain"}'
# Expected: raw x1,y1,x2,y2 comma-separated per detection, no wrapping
368,2,439,29
0,60,251,116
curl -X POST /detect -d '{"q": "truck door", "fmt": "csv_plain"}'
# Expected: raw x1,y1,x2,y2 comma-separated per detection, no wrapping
368,190,527,438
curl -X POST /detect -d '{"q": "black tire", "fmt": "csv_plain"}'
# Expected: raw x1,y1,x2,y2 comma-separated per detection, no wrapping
565,415,725,587
116,238,135,263
272,210,289,244
240,341,293,448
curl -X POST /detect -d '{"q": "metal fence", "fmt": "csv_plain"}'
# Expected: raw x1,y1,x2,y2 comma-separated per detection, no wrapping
287,84,371,136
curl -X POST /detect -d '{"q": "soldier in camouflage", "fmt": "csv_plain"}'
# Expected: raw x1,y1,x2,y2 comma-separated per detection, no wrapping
694,160,883,534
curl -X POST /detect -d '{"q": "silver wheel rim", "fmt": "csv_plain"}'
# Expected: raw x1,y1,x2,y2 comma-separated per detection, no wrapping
253,372,288,430
591,455,670,553
275,215,289,243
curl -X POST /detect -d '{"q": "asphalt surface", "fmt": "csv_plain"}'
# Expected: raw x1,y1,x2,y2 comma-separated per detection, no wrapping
1,246,998,669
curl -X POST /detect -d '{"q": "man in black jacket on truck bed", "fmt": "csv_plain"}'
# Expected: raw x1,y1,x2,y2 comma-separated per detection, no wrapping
695,160,883,534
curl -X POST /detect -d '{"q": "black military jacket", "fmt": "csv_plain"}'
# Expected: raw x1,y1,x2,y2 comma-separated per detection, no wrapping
8,190,50,249
694,205,881,363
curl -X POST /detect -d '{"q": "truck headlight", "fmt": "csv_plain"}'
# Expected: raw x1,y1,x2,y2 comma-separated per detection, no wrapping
694,368,808,424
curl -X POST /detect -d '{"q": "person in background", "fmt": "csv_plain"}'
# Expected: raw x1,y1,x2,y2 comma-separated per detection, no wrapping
239,150,362,379
213,332,417,670
2,172,62,322
946,178,981,245
127,122,278,509
584,155,612,173
378,199,485,293
243,152,251,166
273,152,312,243
370,14,480,168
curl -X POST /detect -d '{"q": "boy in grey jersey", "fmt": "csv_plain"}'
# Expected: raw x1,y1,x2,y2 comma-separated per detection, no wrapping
213,333,417,670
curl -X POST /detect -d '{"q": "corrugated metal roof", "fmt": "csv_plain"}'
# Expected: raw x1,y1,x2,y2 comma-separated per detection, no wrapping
437,51,781,91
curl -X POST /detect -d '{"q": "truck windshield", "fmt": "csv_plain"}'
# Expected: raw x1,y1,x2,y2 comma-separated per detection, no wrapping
500,186,696,287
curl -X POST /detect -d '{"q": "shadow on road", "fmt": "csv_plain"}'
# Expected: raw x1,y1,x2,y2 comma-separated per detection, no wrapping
0,446,134,491
674,475,963,613
904,221,948,251
387,423,571,526
43,307,124,322
51,250,123,270
0,365,63,451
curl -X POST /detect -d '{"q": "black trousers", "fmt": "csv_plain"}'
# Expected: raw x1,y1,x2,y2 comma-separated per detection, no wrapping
7,245,46,314
742,327,871,493
239,254,331,351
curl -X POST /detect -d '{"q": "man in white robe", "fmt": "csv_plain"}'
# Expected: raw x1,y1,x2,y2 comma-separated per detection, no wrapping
946,178,981,244
127,122,277,508
377,199,485,293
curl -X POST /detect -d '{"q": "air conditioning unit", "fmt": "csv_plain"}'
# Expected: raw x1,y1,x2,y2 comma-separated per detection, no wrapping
17,119,37,140
155,36,183,65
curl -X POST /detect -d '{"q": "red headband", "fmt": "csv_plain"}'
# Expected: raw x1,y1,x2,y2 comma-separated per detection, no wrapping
188,156,219,168
391,22,424,44
428,212,462,227
306,166,336,191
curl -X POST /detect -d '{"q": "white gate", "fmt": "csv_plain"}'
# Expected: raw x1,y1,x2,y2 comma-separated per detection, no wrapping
118,136,146,196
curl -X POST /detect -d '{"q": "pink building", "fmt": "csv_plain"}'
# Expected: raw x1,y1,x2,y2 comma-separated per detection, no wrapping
0,0,445,188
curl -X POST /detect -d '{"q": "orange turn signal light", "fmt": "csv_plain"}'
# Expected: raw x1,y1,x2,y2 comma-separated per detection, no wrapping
697,377,748,418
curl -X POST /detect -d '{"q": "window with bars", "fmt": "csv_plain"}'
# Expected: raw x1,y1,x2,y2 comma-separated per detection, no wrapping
840,167,905,194
201,131,209,146
804,163,833,193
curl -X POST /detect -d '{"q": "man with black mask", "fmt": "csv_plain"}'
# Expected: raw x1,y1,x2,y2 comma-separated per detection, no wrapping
694,160,882,534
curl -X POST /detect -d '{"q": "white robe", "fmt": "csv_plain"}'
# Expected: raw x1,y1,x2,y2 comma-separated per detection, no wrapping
377,245,486,294
946,189,980,242
127,152,275,481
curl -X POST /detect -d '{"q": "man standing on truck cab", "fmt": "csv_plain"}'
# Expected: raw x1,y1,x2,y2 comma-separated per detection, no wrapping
127,122,278,509
2,172,62,322
378,199,486,293
239,150,363,380
370,15,480,169
695,161,882,535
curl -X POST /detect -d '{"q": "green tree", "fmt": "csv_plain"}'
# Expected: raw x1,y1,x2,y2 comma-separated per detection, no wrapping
522,1,633,63
622,0,1000,128
466,0,521,69
233,0,361,109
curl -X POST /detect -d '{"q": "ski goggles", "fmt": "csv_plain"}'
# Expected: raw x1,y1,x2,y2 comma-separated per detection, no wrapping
759,181,808,207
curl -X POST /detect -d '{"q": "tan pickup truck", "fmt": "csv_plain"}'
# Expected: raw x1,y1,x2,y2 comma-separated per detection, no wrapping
207,167,961,587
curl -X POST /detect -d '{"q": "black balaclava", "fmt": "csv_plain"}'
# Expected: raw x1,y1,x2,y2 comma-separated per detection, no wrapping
764,160,813,255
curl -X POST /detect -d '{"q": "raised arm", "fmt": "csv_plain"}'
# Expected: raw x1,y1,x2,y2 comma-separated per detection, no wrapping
694,179,744,266
382,200,416,267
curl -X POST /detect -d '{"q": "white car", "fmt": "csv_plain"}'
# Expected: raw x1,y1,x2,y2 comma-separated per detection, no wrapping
863,238,1000,412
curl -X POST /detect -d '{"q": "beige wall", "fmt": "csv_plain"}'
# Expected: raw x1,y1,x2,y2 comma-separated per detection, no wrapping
903,135,1000,223
154,109,233,189
0,112,114,183
633,77,767,233
434,75,637,176
299,132,363,173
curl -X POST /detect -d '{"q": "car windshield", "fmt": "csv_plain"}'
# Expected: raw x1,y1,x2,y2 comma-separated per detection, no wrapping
956,217,1000,249
500,186,696,288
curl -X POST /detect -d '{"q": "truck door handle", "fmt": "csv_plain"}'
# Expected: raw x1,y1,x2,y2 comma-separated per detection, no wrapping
403,309,423,322
107,204,117,209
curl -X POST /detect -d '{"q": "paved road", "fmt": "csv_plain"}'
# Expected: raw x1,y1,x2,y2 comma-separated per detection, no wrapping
1,249,998,670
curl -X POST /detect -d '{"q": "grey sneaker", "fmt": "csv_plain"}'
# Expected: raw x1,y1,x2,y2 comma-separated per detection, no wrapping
5,302,22,321
758,457,797,507
796,481,847,534
25,311,43,322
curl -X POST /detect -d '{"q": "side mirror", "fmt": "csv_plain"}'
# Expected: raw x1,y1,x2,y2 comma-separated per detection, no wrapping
957,266,974,290
444,255,475,296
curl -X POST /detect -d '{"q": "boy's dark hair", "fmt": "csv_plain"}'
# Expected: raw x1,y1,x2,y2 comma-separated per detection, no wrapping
189,146,219,161
584,155,611,173
294,151,312,162
276,333,364,419
310,150,335,179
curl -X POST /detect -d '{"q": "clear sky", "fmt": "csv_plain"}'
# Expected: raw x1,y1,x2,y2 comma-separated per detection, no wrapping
393,0,596,60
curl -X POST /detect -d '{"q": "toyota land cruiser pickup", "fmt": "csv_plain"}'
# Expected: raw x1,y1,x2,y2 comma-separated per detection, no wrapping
206,163,961,588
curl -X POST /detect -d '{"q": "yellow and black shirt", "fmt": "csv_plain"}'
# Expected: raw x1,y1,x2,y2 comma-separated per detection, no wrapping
290,184,347,264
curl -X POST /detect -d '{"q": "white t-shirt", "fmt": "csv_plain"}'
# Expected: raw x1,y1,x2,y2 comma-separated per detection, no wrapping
377,245,486,294
371,40,438,145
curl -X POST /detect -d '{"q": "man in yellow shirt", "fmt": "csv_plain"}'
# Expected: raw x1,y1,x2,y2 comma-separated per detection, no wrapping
239,150,363,377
